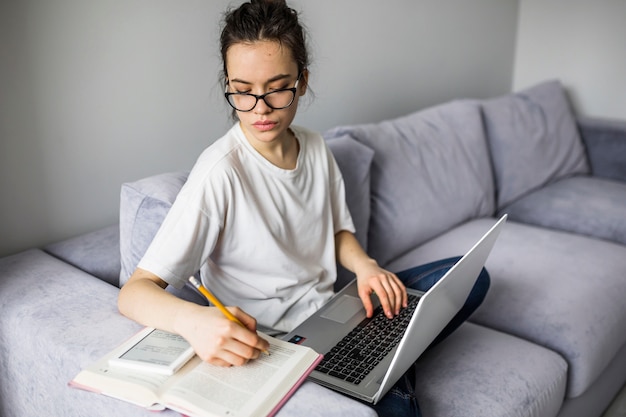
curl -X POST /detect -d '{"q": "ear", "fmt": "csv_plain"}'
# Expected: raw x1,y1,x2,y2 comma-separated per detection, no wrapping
299,69,309,96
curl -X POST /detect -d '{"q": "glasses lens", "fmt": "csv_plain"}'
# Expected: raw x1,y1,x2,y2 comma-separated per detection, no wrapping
263,90,295,110
227,94,256,112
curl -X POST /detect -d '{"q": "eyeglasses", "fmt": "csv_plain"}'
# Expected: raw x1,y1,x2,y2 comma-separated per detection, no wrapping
224,74,301,112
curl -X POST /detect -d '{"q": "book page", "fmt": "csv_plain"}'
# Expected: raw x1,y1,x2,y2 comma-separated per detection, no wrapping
162,334,320,417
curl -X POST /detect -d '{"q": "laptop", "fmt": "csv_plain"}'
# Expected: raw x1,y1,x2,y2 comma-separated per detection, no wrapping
283,214,507,404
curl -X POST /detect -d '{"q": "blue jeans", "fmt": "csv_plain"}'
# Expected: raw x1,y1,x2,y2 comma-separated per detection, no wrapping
370,257,491,417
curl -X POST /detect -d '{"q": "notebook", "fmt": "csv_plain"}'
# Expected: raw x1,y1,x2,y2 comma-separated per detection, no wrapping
283,215,507,404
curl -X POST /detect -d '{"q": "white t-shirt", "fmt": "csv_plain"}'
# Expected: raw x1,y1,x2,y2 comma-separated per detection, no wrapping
138,123,355,332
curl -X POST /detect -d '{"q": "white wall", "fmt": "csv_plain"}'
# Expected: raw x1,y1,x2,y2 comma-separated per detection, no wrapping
0,0,518,257
514,1,626,120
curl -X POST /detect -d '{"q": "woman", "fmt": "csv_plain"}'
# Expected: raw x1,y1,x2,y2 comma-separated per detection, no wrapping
118,1,489,415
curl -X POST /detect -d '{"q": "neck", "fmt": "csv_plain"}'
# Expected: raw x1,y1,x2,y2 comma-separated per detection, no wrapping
242,126,299,170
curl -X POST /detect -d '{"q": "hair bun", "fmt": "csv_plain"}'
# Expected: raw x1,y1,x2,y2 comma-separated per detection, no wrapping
251,0,288,6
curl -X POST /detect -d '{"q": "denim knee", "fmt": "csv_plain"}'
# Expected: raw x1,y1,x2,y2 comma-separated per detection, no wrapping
370,370,422,417
467,266,490,309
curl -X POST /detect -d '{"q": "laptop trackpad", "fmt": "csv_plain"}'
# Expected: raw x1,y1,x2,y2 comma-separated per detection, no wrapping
320,295,363,324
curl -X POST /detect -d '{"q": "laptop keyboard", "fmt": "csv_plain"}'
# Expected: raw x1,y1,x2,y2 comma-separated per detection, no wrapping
315,294,420,385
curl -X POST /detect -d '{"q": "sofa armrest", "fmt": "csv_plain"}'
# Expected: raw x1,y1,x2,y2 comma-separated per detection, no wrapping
44,224,121,287
578,116,626,182
0,249,166,417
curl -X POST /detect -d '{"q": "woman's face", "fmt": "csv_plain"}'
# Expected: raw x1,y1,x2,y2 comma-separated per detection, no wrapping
225,40,307,149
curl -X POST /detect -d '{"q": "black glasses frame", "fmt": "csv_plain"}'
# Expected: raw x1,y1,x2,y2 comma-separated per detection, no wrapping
224,73,302,112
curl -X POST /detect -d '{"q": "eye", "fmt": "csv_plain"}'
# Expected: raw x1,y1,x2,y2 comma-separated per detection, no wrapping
228,82,251,94
269,83,289,92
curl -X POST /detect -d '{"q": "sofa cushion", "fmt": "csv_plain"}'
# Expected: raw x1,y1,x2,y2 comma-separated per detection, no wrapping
578,116,626,182
388,218,626,398
44,224,121,287
414,323,567,417
501,175,626,245
118,171,207,304
325,99,494,267
482,79,590,208
119,171,189,286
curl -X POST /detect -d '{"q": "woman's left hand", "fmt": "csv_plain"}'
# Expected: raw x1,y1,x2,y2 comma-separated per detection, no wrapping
355,259,408,319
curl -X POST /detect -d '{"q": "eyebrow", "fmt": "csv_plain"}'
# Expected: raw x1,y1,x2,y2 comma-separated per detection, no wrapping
228,73,292,85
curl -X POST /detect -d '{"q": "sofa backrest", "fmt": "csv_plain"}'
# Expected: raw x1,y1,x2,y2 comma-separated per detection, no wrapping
119,171,189,287
325,99,495,267
481,79,590,208
119,79,590,290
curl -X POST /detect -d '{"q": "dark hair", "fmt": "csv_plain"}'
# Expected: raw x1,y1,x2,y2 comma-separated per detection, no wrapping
220,0,309,83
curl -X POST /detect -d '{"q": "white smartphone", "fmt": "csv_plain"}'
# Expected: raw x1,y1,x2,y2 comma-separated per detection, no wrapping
109,328,195,376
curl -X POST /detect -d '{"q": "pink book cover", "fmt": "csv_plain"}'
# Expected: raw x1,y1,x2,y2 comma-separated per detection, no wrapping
267,353,324,417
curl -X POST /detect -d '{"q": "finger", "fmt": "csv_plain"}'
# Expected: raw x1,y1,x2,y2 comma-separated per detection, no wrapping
392,274,409,308
378,280,395,316
215,335,263,366
211,345,251,367
196,337,251,367
236,336,268,359
202,321,264,363
358,287,375,318
394,281,407,314
226,307,270,353
386,275,406,314
370,279,395,319
251,336,270,355
207,356,237,367
228,307,258,332
231,323,270,355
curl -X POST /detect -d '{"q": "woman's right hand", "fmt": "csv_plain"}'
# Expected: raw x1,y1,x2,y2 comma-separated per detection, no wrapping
119,269,269,367
176,304,270,367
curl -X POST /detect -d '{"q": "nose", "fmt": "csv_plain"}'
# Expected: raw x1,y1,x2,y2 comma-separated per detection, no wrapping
253,97,272,114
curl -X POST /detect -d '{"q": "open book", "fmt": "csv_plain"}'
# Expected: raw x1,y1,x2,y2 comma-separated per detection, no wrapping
70,327,322,417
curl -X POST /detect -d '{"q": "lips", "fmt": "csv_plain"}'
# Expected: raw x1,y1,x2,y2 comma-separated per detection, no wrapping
253,120,278,132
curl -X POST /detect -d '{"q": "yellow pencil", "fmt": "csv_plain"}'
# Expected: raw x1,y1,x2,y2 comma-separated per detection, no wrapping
189,276,244,326
188,276,269,355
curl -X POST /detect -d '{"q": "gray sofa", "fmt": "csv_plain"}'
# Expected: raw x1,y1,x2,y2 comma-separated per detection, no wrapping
2,79,625,417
